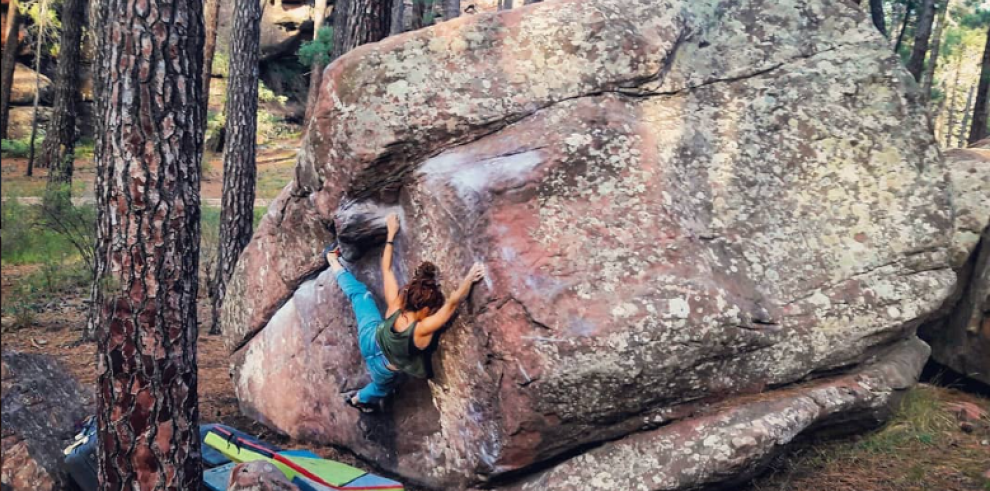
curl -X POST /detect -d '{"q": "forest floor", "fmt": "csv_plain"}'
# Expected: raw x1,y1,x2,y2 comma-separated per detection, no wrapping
1,259,988,490
0,141,299,203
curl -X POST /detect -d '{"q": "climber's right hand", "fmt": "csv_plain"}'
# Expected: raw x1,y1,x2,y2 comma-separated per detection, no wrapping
386,213,400,241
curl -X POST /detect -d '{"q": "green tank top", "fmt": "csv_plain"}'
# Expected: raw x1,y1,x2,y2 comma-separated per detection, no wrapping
375,312,428,379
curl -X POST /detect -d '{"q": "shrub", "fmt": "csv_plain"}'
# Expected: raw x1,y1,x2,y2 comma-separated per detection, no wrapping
1,139,33,158
298,26,334,67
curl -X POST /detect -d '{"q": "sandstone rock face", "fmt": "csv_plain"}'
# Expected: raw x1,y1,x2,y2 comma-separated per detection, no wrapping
224,0,954,488
10,63,53,106
1,351,93,491
920,142,990,384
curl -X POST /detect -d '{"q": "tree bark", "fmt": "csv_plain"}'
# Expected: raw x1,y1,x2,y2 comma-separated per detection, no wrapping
906,0,936,81
893,2,913,54
869,0,885,36
443,0,460,20
968,25,990,145
332,0,391,59
390,0,405,35
945,55,962,147
91,0,205,483
411,0,428,29
303,0,330,124
203,0,222,111
39,0,85,205
958,84,975,146
211,0,263,334
0,0,20,140
921,0,948,103
25,0,46,177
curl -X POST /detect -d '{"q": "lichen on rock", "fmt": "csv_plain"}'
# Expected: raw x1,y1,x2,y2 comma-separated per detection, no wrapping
222,0,959,488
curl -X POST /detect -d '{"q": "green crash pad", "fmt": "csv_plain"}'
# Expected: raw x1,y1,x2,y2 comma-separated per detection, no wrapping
275,451,366,485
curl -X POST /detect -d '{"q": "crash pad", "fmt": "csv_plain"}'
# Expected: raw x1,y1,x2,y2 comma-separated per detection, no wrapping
203,424,282,463
204,463,238,491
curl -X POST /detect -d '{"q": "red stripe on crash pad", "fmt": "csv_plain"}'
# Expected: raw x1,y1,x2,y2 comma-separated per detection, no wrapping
271,454,402,491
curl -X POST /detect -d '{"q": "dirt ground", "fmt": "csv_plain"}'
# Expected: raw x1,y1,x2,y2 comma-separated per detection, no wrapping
0,145,298,202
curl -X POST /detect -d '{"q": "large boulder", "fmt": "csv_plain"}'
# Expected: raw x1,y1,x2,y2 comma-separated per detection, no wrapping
223,0,955,488
10,63,53,106
1,351,93,491
6,107,53,140
919,142,990,384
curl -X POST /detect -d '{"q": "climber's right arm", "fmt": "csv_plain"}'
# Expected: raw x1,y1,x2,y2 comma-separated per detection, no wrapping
382,214,401,311
415,263,485,339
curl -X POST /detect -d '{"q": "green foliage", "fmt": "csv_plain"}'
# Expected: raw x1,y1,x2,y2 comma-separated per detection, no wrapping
298,26,334,67
212,50,231,78
74,137,95,159
258,81,288,104
1,197,95,267
198,206,266,293
1,139,33,158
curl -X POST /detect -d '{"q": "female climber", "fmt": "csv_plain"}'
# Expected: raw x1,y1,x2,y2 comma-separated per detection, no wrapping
325,213,486,413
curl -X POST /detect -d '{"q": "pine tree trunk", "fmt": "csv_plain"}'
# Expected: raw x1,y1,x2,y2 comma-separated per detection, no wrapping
211,0,263,334
968,25,990,145
390,0,405,35
332,0,391,59
203,0,222,109
869,0,885,36
303,0,330,124
906,0,936,82
39,0,85,206
411,0,427,29
0,0,20,140
958,84,975,146
893,3,913,54
945,57,962,148
25,0,46,177
91,0,205,483
443,0,460,20
920,0,948,103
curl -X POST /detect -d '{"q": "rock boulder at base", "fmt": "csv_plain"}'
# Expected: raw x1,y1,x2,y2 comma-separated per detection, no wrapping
10,63,53,106
227,461,300,491
919,142,990,384
223,0,955,488
1,351,93,491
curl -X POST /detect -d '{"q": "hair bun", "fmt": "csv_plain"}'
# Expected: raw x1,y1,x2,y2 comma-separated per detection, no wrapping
415,262,439,282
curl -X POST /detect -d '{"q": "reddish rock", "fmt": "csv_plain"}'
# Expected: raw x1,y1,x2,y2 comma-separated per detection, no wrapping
0,351,92,491
224,0,954,488
945,402,988,423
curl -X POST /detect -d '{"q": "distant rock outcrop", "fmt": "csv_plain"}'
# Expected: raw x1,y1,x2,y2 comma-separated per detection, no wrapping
1,351,92,491
223,0,956,488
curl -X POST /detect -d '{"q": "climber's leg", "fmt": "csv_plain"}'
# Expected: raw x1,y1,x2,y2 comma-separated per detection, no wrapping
356,351,401,404
334,269,383,358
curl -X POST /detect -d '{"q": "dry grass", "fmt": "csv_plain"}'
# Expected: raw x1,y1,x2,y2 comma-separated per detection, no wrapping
747,384,990,491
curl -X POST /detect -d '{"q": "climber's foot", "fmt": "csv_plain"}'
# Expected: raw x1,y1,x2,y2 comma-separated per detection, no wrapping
343,391,377,414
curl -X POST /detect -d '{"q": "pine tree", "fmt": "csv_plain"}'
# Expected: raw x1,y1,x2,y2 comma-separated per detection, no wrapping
90,0,205,484
968,24,990,144
0,0,21,139
921,0,950,103
40,0,86,205
211,0,264,334
907,0,937,81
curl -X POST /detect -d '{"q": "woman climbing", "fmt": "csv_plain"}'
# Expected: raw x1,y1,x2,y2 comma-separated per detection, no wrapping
325,213,486,413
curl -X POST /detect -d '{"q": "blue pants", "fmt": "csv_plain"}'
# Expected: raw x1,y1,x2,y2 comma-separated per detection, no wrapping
335,269,399,404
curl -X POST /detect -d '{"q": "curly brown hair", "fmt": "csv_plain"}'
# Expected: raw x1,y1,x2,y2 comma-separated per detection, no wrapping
401,262,445,314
